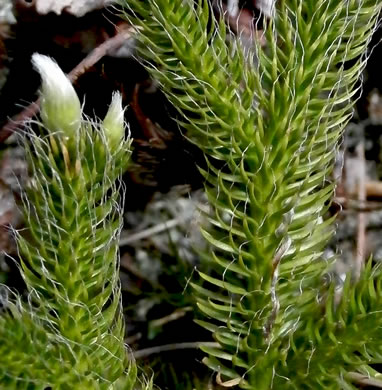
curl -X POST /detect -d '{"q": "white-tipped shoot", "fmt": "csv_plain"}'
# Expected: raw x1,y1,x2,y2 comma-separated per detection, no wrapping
32,53,81,141
103,91,126,151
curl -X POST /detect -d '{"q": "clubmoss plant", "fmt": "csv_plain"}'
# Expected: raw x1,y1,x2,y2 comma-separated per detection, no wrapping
0,54,151,390
122,0,382,388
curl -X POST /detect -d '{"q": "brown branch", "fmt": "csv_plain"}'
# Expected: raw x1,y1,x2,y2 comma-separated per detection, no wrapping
335,197,382,212
0,24,133,144
149,307,192,329
132,341,219,360
364,180,382,198
67,24,133,84
355,142,367,280
347,371,382,388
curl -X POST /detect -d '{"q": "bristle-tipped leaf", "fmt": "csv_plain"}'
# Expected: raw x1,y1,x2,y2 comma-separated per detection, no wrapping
122,0,381,387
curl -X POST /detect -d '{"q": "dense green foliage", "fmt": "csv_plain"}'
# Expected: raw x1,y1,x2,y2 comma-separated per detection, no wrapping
122,0,382,388
0,55,149,389
0,1,381,389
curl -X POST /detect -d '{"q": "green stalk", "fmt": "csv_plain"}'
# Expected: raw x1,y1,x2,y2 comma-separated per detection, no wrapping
122,0,381,388
0,54,149,390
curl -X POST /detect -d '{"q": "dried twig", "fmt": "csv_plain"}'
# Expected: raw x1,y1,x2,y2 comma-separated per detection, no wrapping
119,217,182,246
68,24,133,84
0,24,133,144
355,142,367,280
335,197,382,212
365,180,382,198
216,372,242,387
347,371,382,388
149,307,192,329
132,341,219,360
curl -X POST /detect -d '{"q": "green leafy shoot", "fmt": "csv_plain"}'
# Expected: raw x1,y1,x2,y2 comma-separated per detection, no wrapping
0,53,150,390
121,0,381,388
